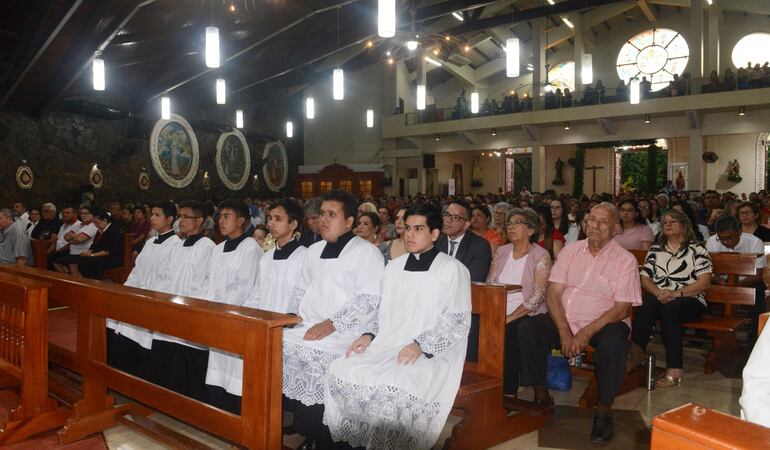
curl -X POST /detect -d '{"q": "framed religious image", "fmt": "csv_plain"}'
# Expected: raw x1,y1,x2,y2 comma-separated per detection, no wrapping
262,141,288,192
90,164,103,189
215,130,251,190
138,169,150,190
149,114,199,188
16,163,33,189
669,163,688,191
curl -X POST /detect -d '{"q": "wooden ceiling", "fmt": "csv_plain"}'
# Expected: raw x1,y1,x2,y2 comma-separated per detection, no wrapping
0,0,632,117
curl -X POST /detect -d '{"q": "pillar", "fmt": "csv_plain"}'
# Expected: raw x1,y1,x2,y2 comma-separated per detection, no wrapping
573,14,585,90
705,5,720,76
531,17,546,102
690,0,704,94
531,141,546,193
688,129,704,191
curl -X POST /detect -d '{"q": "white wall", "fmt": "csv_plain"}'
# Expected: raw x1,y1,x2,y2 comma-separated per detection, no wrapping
704,132,760,193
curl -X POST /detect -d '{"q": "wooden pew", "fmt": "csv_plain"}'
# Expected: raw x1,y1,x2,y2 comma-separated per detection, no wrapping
31,239,50,270
651,403,770,449
0,272,70,444
444,283,548,449
0,265,298,449
103,233,134,284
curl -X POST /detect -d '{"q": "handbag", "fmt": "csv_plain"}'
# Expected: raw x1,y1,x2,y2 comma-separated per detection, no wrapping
546,352,572,391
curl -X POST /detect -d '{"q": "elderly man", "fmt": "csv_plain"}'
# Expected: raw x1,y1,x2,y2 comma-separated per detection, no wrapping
32,203,61,242
518,202,642,443
0,208,31,265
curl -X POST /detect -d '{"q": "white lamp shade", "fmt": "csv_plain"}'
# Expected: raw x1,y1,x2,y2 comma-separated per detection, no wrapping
92,58,105,91
306,97,315,119
216,78,226,104
236,109,244,128
161,96,171,120
630,78,641,104
378,0,396,38
506,37,520,77
366,109,374,128
333,69,344,100
416,84,426,110
581,53,593,85
205,26,220,68
470,92,479,113
286,121,294,138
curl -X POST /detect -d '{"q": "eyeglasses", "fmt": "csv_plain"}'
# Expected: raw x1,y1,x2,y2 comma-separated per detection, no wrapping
442,212,468,222
661,220,681,226
507,220,528,227
716,235,739,244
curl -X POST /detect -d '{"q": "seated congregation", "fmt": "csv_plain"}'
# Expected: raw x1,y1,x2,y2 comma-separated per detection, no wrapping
1,187,770,449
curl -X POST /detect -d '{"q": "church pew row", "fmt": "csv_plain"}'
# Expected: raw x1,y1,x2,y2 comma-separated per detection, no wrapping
30,234,135,284
650,312,770,449
629,249,758,374
0,265,298,449
444,283,548,449
0,272,70,444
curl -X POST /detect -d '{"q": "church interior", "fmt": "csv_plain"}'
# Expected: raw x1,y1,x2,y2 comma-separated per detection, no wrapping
1,0,770,449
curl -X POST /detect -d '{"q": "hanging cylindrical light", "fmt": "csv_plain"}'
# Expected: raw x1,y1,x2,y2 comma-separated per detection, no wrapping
216,78,226,104
161,96,171,120
366,109,374,128
205,26,220,68
306,97,315,119
236,109,244,128
92,57,105,91
333,68,344,100
377,0,396,38
470,92,479,114
629,78,641,104
506,37,520,77
581,53,593,85
416,84,426,110
286,121,294,138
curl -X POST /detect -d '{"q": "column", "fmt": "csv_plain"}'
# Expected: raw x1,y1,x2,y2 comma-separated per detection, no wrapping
706,6,720,76
531,17,546,102
688,129,704,191
690,0,704,94
531,141,546,193
573,14,585,90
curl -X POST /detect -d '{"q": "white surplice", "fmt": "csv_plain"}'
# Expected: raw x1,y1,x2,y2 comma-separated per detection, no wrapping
323,251,471,450
740,324,770,428
243,239,307,314
204,236,263,395
282,235,385,406
112,232,182,349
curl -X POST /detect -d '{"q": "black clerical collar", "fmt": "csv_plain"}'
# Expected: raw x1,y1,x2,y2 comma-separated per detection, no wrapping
154,230,176,245
274,238,300,260
320,231,355,259
183,233,206,247
223,232,250,253
405,245,440,272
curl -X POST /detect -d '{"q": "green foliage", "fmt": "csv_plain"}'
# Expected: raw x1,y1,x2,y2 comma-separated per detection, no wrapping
572,145,585,198
513,157,532,194
620,146,667,193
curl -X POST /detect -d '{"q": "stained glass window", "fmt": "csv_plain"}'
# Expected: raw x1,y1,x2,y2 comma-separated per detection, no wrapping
616,28,689,92
732,33,770,69
548,60,575,92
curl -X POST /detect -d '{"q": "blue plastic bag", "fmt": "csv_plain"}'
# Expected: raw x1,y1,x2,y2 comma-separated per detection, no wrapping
546,353,572,391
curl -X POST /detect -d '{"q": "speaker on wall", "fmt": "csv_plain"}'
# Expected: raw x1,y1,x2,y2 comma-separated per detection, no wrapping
423,153,435,169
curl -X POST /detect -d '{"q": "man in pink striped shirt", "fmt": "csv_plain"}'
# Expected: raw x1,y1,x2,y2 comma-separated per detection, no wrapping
518,202,641,443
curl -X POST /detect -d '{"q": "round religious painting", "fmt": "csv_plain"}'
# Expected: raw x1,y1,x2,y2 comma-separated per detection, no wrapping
262,141,288,192
215,130,251,190
149,114,199,188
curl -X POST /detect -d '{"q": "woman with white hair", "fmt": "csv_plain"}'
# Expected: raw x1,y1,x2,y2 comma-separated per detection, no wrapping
492,202,511,244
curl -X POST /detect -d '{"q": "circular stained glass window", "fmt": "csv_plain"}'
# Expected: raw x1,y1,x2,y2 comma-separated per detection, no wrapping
616,28,689,92
548,60,575,92
732,33,770,69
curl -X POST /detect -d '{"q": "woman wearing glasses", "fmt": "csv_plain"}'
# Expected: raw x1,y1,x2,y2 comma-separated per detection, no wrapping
632,209,712,388
486,208,552,401
614,199,654,250
737,201,770,242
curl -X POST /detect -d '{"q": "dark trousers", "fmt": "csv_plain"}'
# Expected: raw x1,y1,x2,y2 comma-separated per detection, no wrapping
148,341,209,403
519,314,630,406
503,315,531,395
77,255,119,280
631,292,706,369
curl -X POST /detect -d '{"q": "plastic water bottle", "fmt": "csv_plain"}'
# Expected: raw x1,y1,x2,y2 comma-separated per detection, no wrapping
645,354,656,390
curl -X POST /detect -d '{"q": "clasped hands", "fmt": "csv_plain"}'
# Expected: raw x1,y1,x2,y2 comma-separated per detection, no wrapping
559,327,592,358
345,335,422,365
655,288,681,303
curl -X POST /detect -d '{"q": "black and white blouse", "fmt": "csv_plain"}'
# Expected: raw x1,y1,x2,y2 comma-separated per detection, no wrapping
640,241,713,305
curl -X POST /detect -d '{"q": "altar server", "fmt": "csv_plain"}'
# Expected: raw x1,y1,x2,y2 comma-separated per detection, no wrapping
323,203,471,450
108,202,180,380
282,190,385,447
203,200,263,413
151,201,215,401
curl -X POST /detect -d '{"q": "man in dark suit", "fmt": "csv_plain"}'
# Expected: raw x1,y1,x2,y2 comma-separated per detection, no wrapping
437,199,492,362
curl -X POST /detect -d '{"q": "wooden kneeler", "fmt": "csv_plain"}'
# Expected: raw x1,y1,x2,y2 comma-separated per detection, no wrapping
0,272,70,444
444,283,548,449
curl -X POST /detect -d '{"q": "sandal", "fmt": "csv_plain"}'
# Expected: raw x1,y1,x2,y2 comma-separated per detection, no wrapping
655,374,682,388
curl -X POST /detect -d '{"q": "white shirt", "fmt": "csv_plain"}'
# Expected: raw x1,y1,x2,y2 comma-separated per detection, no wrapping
706,233,766,269
56,220,81,251
447,233,465,257
68,222,98,255
497,253,527,314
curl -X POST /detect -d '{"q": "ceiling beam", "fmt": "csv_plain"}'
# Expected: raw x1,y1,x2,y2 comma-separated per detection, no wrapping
638,0,657,23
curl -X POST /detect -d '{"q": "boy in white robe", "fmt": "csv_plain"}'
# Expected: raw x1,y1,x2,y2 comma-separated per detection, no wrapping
323,203,471,450
150,201,215,401
202,200,263,414
282,190,385,449
740,316,770,428
107,202,181,381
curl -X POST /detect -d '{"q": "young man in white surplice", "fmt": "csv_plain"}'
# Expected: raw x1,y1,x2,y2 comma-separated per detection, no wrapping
282,190,385,450
323,203,472,450
202,200,263,414
108,202,181,382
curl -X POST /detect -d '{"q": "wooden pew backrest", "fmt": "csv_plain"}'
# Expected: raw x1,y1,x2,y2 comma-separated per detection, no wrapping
103,233,135,284
760,313,769,335
30,239,49,270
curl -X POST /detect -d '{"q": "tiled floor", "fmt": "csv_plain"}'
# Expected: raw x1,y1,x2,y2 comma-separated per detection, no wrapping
92,342,743,449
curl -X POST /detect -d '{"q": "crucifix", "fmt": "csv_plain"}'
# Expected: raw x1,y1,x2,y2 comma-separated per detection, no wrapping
584,164,604,194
